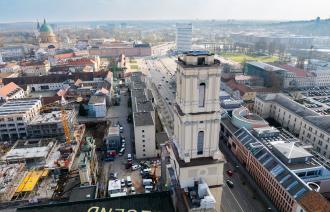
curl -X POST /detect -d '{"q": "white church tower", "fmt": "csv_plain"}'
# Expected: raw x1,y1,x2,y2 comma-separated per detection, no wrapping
169,50,224,188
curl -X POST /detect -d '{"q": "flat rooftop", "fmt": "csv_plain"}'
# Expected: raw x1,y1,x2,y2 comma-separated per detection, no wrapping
3,141,56,161
89,95,105,104
133,112,154,126
272,142,313,160
0,99,40,116
135,100,154,113
29,110,72,124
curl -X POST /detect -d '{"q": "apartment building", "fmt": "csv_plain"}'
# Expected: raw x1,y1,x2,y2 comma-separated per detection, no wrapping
133,112,156,158
20,60,50,76
254,93,330,159
130,72,156,159
0,99,41,141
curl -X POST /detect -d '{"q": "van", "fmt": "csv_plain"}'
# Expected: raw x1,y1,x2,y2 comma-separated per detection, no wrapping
126,176,132,187
144,185,153,193
127,154,132,160
143,179,153,186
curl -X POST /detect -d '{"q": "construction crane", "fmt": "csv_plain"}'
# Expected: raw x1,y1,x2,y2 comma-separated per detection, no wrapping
39,97,71,144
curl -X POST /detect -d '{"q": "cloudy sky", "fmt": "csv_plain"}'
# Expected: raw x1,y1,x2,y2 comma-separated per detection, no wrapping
0,0,329,22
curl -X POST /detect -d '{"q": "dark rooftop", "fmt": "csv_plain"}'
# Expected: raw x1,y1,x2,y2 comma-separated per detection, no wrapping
257,93,318,117
133,112,154,126
18,191,175,212
135,100,154,113
69,185,96,202
184,50,213,56
304,115,330,134
3,72,109,89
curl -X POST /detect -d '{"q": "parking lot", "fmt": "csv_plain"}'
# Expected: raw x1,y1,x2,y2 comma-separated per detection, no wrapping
297,87,330,115
97,87,161,197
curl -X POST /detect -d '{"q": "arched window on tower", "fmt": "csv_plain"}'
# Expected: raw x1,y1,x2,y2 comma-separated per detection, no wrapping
199,83,206,107
197,131,204,155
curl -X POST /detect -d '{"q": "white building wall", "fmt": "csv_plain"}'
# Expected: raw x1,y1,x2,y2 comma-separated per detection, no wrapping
255,96,330,158
134,124,156,159
0,100,41,141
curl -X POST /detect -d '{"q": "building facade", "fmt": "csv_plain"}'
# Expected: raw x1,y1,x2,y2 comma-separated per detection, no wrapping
254,93,330,159
88,95,106,118
130,72,157,159
133,112,156,159
176,23,192,52
0,99,42,141
38,19,58,49
169,51,224,188
26,110,76,141
20,60,50,76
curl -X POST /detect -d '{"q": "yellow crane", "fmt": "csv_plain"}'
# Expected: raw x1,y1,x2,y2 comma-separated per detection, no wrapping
39,98,71,144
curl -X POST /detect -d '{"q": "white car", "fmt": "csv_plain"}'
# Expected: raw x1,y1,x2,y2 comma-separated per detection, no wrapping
131,164,141,171
121,179,126,187
131,187,136,194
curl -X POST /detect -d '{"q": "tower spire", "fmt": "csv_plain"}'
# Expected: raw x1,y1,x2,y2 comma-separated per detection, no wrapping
43,18,46,24
37,19,40,30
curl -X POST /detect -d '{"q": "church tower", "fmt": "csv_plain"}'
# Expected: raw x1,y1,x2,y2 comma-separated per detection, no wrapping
169,51,224,188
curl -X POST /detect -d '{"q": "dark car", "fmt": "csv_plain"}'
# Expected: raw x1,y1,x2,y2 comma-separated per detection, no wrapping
125,163,132,169
227,170,233,176
226,180,234,188
104,157,114,161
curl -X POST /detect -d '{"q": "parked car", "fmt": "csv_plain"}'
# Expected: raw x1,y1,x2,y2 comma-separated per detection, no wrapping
131,164,141,171
144,185,153,193
226,180,234,188
126,176,132,187
121,179,126,187
125,163,132,169
131,187,136,194
104,157,114,161
227,170,233,177
119,148,125,156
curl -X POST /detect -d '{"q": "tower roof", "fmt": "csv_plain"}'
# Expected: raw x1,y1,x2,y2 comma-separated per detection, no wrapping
39,19,53,33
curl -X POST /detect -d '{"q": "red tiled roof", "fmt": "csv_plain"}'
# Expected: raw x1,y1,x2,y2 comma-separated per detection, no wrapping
20,60,47,66
64,58,95,66
54,52,75,59
277,64,308,77
0,82,22,97
226,79,253,96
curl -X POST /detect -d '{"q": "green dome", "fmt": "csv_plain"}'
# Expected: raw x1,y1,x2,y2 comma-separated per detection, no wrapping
39,23,53,33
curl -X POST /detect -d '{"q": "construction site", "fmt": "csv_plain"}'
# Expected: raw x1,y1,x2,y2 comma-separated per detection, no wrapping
0,97,101,206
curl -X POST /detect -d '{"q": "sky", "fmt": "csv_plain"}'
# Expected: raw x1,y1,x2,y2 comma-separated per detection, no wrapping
0,0,330,23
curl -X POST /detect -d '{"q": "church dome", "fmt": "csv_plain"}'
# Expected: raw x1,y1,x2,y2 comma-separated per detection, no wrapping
39,19,54,33
40,23,53,33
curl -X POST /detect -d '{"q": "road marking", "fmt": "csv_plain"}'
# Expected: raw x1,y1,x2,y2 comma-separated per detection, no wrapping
224,184,245,212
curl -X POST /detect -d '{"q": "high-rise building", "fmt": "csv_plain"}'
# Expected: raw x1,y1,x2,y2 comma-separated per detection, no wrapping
176,23,192,52
168,51,224,188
